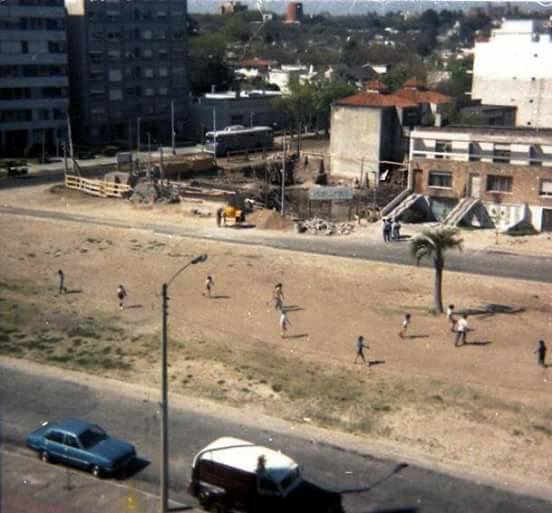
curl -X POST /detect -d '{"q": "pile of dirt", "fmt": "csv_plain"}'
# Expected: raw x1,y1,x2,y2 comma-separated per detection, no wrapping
248,209,292,230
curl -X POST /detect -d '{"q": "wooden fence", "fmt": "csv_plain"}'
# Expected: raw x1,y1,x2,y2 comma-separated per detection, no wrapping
65,174,131,199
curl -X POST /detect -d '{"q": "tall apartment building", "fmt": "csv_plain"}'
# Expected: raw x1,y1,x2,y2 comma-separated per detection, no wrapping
0,0,68,156
66,0,188,146
471,19,552,128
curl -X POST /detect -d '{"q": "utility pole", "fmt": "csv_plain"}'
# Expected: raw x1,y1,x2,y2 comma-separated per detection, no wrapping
147,132,152,172
136,117,141,153
159,146,164,181
171,100,176,155
281,130,286,217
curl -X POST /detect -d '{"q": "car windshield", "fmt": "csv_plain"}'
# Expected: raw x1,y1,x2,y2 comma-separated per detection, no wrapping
79,425,108,449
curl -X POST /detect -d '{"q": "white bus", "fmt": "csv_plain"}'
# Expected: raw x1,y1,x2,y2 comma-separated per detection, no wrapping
205,125,273,157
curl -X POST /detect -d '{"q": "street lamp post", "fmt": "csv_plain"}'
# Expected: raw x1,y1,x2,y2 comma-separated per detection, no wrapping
171,100,176,155
160,254,208,513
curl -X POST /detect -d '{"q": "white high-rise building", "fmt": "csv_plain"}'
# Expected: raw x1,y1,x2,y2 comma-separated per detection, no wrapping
471,19,552,128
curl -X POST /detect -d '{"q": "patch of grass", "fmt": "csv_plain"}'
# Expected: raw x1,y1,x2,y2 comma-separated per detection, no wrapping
533,424,552,437
68,325,100,339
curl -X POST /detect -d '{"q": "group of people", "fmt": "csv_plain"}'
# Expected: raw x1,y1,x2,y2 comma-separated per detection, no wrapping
382,218,401,242
57,269,547,367
354,304,547,368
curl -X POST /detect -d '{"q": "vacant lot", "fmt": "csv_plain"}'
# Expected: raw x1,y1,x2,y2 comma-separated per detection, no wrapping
1,187,552,492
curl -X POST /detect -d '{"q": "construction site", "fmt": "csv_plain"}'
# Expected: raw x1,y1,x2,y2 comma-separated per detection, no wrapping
60,138,408,237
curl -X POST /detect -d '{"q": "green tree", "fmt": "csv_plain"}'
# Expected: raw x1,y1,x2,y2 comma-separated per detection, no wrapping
312,79,356,133
410,227,463,314
273,80,316,155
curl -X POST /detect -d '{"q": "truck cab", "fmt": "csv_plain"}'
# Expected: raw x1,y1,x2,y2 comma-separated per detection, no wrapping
189,437,342,513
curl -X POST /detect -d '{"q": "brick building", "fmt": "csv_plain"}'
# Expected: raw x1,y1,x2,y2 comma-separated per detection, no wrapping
409,126,552,231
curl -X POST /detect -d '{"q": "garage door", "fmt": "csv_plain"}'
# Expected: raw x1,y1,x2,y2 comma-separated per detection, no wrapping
542,208,552,232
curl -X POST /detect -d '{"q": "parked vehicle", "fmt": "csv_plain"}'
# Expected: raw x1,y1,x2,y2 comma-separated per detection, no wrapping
26,418,136,478
188,437,343,513
205,125,273,157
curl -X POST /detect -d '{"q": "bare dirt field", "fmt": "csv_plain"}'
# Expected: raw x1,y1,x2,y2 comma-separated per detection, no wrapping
1,185,552,493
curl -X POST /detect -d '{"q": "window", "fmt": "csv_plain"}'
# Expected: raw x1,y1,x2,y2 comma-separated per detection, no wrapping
159,87,168,96
144,87,155,97
109,89,122,100
45,431,64,443
38,109,50,120
435,140,452,159
89,52,104,64
540,179,552,197
530,145,542,166
158,49,168,59
65,435,80,448
107,32,120,41
143,48,153,59
107,50,121,63
109,70,122,82
90,88,105,99
486,175,512,193
468,143,481,162
493,143,510,164
143,68,154,78
158,67,168,77
142,30,153,40
428,171,452,189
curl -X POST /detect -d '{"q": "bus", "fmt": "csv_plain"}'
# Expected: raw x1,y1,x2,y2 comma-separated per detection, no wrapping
205,125,273,157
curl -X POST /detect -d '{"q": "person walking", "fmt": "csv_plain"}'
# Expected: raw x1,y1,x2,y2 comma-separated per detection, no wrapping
216,208,223,227
117,284,127,310
454,314,469,347
399,313,411,338
392,218,401,241
279,310,291,338
203,275,215,298
57,269,67,294
354,335,369,364
535,339,547,367
446,304,456,332
272,283,284,311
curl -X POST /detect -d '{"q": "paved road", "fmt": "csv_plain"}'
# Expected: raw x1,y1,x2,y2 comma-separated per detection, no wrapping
2,204,552,283
1,362,551,513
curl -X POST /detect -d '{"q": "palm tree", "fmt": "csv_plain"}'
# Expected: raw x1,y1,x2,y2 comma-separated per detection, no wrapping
410,227,463,314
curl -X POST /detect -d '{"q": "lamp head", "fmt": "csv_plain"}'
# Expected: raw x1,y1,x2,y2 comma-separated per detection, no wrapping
191,254,208,264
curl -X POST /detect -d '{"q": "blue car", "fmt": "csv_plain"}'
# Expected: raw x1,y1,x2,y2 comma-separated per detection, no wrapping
26,418,136,478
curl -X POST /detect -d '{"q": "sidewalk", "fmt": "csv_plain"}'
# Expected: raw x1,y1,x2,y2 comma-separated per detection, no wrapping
1,449,198,513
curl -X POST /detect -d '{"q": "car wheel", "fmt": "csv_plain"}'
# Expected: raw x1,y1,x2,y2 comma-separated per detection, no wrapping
39,450,50,463
91,465,103,478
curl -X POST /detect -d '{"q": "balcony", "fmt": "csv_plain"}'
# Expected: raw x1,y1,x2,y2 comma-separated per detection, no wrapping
0,30,66,41
0,54,67,66
0,77,68,88
0,97,67,110
1,6,65,18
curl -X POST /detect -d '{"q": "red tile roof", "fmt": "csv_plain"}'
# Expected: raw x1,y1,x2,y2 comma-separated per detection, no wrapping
403,77,427,88
336,92,417,108
395,87,452,105
239,57,277,68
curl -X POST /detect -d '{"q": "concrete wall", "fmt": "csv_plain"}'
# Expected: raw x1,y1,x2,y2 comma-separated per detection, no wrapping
329,105,382,181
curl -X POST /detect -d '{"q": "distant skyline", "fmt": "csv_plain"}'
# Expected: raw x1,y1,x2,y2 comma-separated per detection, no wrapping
188,1,550,15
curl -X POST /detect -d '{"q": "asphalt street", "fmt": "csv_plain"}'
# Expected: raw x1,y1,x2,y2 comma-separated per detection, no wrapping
1,362,551,513
1,204,552,283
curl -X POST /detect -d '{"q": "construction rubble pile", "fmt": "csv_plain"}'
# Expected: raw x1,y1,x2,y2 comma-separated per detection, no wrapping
296,217,356,236
129,180,180,204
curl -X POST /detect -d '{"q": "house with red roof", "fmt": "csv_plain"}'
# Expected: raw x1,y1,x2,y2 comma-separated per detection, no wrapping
328,79,454,180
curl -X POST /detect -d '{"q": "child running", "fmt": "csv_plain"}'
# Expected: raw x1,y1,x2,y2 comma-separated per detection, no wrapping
399,313,411,338
354,335,369,364
279,310,291,338
117,284,127,310
203,275,215,298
